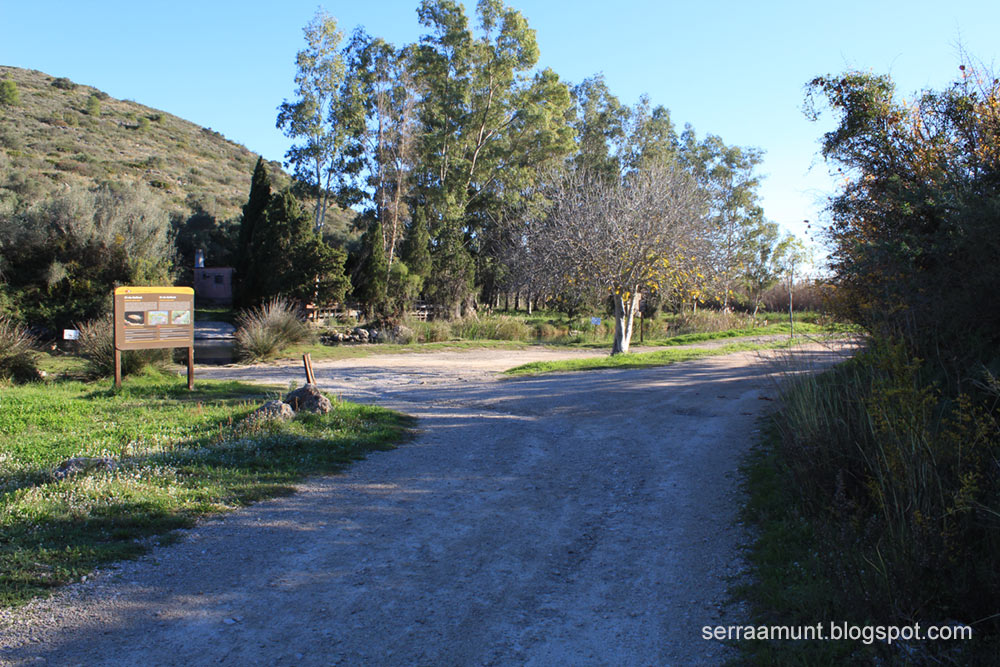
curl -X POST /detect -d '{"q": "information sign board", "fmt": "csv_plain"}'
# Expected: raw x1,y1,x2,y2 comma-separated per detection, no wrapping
112,286,195,389
114,286,194,350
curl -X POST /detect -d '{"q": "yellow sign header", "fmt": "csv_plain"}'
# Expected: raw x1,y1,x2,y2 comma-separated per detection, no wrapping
115,286,194,296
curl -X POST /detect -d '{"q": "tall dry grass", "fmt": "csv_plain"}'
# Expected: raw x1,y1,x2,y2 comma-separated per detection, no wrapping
235,297,314,362
771,341,1000,654
0,314,40,383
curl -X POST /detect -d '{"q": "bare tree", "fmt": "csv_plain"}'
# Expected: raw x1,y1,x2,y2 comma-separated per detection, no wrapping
529,162,707,354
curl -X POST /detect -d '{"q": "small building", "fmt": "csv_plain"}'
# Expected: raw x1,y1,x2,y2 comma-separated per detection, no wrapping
193,267,234,305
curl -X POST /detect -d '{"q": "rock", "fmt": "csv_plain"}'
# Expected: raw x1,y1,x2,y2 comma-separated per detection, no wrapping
252,400,295,421
54,456,116,479
284,384,333,414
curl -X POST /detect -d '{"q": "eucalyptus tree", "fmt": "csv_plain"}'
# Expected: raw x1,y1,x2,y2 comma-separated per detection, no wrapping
571,74,629,179
277,10,347,231
680,129,766,309
411,0,574,317
340,31,419,271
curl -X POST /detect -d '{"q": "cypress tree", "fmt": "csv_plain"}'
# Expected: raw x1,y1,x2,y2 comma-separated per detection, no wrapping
401,208,431,287
235,158,272,306
357,218,388,318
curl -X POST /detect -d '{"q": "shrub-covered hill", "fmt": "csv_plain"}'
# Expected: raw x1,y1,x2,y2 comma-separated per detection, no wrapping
0,65,353,230
0,65,280,219
0,65,357,331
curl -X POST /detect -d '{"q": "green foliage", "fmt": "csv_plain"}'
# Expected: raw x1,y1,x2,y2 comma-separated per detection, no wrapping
749,343,1000,663
276,9,347,230
234,160,349,308
807,64,1000,364
50,77,76,90
0,78,19,106
356,219,389,317
234,297,315,362
0,182,173,330
0,315,40,383
84,94,101,116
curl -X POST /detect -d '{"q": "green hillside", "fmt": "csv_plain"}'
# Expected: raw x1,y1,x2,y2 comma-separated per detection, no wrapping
0,65,276,220
0,65,353,229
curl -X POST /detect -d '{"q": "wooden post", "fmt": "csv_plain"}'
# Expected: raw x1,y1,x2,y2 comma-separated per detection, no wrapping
187,346,194,391
114,348,122,389
303,353,316,385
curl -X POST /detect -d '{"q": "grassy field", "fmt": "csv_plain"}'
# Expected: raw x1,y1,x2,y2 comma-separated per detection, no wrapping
503,338,817,376
0,370,412,606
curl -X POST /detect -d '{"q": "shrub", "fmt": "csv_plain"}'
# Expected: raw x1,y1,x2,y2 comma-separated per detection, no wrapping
51,77,76,90
412,320,451,343
76,316,169,378
0,78,19,107
85,94,101,116
0,315,41,383
234,297,314,362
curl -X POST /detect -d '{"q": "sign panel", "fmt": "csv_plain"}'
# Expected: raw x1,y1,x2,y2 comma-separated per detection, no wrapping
113,286,194,351
63,329,80,340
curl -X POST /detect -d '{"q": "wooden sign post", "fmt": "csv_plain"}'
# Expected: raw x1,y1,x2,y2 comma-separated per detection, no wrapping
113,286,195,390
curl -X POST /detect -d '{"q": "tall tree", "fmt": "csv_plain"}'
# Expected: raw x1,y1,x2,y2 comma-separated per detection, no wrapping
681,130,766,309
340,32,419,275
571,74,629,179
529,161,707,354
277,10,347,231
411,0,573,317
235,157,272,307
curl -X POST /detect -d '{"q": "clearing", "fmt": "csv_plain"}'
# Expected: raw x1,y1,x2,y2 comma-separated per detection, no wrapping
0,341,852,665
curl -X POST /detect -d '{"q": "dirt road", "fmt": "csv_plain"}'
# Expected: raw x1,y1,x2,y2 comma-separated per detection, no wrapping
0,343,851,666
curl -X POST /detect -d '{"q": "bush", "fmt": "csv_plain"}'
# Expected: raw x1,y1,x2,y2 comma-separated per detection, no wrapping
234,297,314,362
0,79,19,107
0,315,41,383
50,77,76,90
76,316,170,378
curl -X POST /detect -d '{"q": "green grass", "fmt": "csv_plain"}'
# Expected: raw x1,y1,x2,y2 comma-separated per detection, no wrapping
503,338,811,376
0,369,412,607
735,425,864,664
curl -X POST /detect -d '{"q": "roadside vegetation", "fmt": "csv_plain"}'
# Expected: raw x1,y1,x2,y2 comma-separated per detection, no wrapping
0,370,411,607
740,62,1000,664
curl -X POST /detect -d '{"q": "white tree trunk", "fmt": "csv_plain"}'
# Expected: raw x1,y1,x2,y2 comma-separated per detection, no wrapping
611,290,641,355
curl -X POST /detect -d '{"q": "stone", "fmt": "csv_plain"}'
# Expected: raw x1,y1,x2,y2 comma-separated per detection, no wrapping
284,384,333,414
252,400,295,421
54,456,116,479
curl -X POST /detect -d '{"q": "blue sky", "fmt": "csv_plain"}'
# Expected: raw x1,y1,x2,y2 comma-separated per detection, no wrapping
3,1,999,254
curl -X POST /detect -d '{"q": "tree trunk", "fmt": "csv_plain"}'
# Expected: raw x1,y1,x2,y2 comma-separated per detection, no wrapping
611,290,641,355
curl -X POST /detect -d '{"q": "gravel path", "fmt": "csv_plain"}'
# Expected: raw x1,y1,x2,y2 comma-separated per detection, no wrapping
0,342,852,666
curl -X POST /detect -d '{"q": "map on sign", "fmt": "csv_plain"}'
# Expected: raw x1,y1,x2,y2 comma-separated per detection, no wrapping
113,286,194,350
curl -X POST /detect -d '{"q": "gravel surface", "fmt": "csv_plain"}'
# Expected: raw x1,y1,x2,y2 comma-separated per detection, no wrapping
0,342,853,666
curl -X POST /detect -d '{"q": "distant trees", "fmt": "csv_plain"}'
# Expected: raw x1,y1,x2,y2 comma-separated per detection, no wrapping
269,0,778,337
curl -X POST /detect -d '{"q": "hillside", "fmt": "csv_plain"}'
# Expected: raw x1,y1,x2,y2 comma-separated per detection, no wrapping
0,65,352,231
